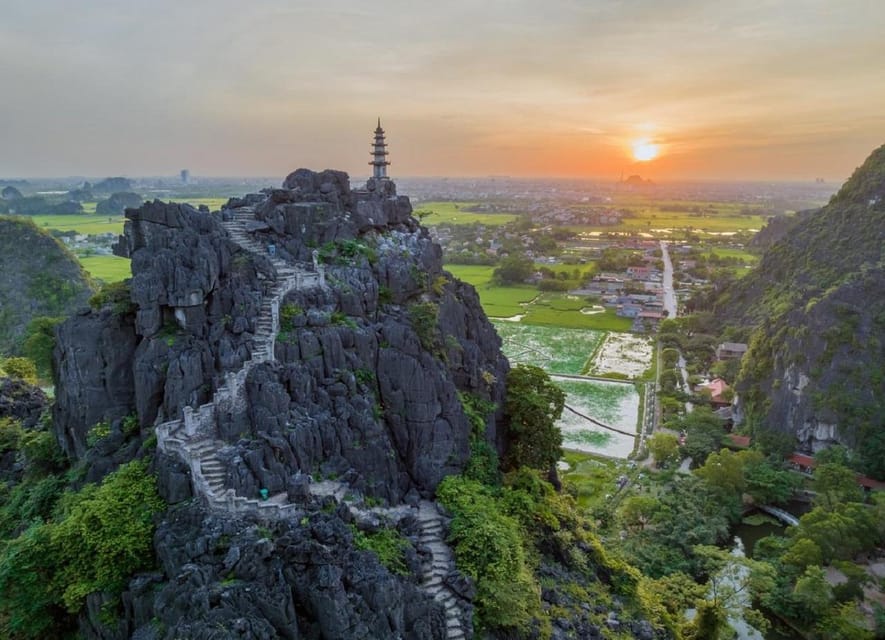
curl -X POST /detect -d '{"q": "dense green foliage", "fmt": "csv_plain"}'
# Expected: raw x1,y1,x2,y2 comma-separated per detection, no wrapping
350,525,411,576
0,217,93,353
21,318,63,381
503,365,565,471
0,460,164,637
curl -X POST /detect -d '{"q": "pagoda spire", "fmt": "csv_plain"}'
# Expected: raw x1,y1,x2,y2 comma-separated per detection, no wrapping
369,118,390,179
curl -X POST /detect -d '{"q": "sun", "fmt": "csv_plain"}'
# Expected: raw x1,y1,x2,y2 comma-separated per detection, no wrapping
631,138,659,162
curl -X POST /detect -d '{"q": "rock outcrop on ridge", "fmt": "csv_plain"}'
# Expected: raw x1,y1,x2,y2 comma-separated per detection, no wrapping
51,170,509,638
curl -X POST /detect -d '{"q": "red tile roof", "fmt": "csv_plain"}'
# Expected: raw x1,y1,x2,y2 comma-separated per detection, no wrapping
727,433,751,448
789,453,816,467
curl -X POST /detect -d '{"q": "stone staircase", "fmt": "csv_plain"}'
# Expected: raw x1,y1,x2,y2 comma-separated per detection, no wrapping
156,205,331,519
417,501,470,640
154,204,471,637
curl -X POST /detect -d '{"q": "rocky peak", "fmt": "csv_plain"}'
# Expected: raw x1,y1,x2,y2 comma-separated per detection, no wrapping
57,170,508,502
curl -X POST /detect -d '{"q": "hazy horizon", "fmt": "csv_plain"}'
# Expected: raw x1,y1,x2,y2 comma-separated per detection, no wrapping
3,0,884,181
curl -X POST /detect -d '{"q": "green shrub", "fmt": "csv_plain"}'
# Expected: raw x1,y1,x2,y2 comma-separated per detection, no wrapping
0,461,164,635
1,357,38,385
88,280,134,314
279,303,303,331
18,429,66,475
50,460,165,611
408,302,439,352
86,421,111,447
351,526,411,576
22,316,63,381
0,417,22,453
436,476,541,633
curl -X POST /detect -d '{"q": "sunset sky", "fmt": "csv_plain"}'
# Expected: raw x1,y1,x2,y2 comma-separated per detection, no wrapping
2,0,884,180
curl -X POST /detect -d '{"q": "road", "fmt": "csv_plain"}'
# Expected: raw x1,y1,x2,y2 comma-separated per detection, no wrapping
659,240,677,318
660,241,693,413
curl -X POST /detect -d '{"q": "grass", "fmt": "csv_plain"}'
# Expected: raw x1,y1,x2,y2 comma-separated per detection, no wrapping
703,247,760,263
413,201,519,226
29,213,125,236
79,256,131,283
521,294,633,331
560,451,625,510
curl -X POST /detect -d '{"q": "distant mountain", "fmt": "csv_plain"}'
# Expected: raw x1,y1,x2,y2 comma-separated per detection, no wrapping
95,191,143,216
0,217,94,353
715,143,885,476
93,177,133,193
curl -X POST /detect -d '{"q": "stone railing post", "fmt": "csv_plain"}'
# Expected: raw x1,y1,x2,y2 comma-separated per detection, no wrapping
183,406,196,437
318,264,326,287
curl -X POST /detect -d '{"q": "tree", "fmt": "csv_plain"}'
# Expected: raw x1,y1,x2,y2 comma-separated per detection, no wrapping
679,407,725,464
815,602,874,640
790,503,880,560
22,317,63,381
492,256,534,285
792,565,833,624
619,495,660,532
647,432,680,468
689,544,776,640
812,463,863,510
744,458,802,505
503,365,565,473
695,448,759,495
781,538,823,571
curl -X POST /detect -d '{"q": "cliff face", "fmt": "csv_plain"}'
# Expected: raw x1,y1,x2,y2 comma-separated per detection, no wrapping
720,144,885,465
0,217,94,353
50,170,508,637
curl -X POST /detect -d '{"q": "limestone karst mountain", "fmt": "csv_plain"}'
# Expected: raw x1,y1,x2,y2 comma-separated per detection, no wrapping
51,170,507,638
0,217,94,354
714,143,885,474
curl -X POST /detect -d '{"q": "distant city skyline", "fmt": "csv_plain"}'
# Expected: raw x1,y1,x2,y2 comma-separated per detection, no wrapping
2,1,884,181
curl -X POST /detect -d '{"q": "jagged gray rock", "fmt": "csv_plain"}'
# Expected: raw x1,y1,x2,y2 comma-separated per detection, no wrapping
53,170,510,638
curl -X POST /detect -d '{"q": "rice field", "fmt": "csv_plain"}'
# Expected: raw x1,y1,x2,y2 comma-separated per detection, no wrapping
492,322,603,374
29,213,126,236
79,255,131,283
553,376,639,458
589,332,654,378
412,202,519,226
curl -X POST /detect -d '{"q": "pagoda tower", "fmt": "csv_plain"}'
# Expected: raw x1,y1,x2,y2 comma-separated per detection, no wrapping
369,118,390,179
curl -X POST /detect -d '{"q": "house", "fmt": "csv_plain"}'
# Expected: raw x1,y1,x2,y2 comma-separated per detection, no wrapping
626,265,653,279
716,342,748,361
788,453,816,474
617,303,643,318
698,377,732,407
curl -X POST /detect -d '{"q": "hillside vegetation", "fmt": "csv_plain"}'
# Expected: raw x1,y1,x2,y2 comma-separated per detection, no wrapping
0,217,94,354
713,144,885,472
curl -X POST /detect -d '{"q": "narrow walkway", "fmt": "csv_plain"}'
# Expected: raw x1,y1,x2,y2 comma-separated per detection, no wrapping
155,204,470,638
417,500,470,640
